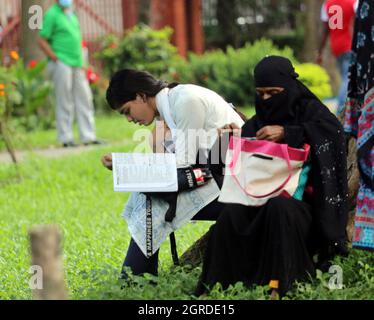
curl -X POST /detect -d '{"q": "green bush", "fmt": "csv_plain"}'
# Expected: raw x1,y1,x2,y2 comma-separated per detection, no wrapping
0,57,53,131
171,39,332,106
295,63,333,101
268,17,306,60
0,55,53,161
90,78,112,115
170,39,296,106
95,24,182,78
94,30,332,107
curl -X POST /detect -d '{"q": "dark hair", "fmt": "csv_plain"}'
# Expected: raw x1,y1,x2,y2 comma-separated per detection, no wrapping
106,69,172,110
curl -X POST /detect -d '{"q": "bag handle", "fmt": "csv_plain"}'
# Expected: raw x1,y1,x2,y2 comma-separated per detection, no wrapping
228,137,293,199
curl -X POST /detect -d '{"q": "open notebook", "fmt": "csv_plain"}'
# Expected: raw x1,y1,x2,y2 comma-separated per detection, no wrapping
112,153,178,192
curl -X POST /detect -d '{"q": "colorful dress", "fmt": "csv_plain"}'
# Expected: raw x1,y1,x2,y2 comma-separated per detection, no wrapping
344,0,374,251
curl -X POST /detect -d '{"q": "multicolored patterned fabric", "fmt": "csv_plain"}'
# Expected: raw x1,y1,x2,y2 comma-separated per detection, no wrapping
344,0,374,251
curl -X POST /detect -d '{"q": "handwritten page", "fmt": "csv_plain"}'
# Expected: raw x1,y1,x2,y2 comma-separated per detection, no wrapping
112,153,178,192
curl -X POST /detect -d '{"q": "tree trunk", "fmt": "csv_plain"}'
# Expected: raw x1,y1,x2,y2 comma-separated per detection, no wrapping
179,229,212,268
301,0,340,94
345,137,359,243
29,225,69,300
216,0,240,48
21,0,49,64
301,0,324,61
0,120,17,164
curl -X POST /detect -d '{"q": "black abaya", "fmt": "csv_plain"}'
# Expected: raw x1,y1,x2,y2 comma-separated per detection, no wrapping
196,56,349,297
195,196,315,296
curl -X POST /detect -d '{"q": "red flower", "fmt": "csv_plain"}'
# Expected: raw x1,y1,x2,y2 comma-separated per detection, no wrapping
109,43,117,49
28,60,38,69
86,68,100,84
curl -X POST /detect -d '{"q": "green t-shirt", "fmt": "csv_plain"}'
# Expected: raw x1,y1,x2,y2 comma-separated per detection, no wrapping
39,4,83,67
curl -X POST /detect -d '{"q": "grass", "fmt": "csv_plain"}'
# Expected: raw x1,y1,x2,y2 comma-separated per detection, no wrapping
0,131,216,300
0,106,373,300
1,148,373,300
0,113,140,152
0,107,256,152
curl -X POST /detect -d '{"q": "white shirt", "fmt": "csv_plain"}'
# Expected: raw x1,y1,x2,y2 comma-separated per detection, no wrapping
124,84,244,256
156,84,244,167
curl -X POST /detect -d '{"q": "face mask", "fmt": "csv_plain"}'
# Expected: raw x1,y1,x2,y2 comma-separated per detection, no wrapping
59,0,73,8
255,90,293,124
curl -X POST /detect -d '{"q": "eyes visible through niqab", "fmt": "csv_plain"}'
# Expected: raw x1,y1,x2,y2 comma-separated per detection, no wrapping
256,87,285,100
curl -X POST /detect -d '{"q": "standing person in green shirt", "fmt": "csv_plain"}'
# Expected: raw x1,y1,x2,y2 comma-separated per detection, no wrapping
38,0,101,147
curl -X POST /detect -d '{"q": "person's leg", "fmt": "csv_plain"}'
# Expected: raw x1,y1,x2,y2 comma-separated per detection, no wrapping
336,52,352,116
72,67,97,144
196,196,314,297
50,61,75,144
121,199,224,280
195,203,259,296
257,196,314,296
121,238,160,279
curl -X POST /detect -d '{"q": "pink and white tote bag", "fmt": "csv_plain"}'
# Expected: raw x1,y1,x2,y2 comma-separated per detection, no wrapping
218,136,311,206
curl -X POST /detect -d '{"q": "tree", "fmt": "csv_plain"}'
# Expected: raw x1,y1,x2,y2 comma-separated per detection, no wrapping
204,0,304,51
216,0,241,48
301,0,324,61
21,0,48,64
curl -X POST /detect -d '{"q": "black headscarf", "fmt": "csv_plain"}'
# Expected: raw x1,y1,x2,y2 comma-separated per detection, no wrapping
243,56,349,253
254,56,300,125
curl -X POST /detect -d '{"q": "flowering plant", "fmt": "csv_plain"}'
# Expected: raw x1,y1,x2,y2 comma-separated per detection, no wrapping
0,51,53,162
0,52,52,130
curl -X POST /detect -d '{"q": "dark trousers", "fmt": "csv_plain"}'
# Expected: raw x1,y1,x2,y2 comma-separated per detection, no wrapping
121,199,225,278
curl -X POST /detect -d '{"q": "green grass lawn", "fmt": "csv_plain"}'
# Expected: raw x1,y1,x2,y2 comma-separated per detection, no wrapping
0,143,216,300
0,113,140,152
0,107,256,152
0,107,373,300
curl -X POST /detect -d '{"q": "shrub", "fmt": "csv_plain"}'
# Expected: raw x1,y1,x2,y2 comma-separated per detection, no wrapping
90,77,111,115
0,55,53,131
295,63,333,101
171,39,296,106
95,31,332,108
95,24,182,79
0,53,53,162
171,39,332,106
268,29,305,61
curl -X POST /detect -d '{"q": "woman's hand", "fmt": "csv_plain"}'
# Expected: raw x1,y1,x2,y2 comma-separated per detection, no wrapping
101,154,113,170
218,123,242,137
256,126,285,142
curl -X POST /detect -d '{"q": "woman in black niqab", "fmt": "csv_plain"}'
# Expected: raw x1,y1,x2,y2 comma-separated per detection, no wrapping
195,56,349,297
